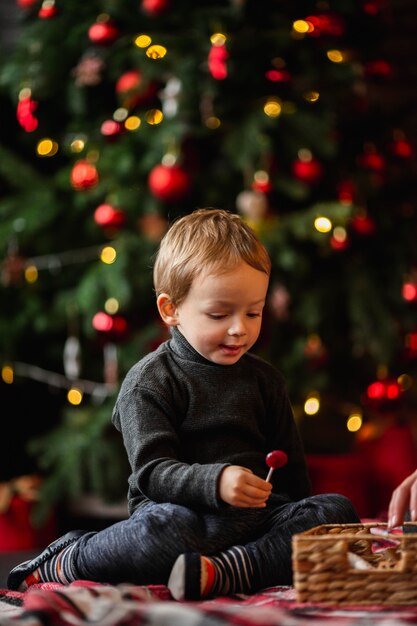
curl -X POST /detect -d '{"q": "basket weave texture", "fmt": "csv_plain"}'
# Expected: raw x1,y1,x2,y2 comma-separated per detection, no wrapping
292,522,417,605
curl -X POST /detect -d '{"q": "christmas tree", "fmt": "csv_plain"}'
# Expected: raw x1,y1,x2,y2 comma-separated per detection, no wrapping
0,0,416,520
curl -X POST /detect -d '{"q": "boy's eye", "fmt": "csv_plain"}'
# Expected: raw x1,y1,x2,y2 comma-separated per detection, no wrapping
247,312,261,318
208,313,226,320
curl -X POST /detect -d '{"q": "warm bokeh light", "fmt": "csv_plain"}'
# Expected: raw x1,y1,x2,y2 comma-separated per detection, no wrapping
210,32,227,46
125,116,141,130
398,373,413,390
314,216,332,233
303,90,320,102
205,116,221,129
100,246,117,264
264,98,282,117
293,20,310,34
37,138,58,157
144,109,163,125
114,108,128,122
1,365,13,384
347,413,362,432
327,49,344,63
146,45,167,59
304,396,320,415
25,265,38,283
134,34,152,48
105,297,119,314
70,138,85,153
332,226,347,242
67,387,83,405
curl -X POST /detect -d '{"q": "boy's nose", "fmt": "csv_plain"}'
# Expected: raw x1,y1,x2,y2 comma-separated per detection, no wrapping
227,319,246,336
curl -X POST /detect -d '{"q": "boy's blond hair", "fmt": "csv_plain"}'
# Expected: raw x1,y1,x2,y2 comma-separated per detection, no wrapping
153,208,271,305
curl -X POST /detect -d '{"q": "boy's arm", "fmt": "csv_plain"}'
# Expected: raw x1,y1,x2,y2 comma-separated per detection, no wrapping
113,385,227,510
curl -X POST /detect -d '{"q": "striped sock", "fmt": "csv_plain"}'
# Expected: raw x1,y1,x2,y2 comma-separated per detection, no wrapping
22,543,78,589
207,546,254,596
168,545,255,600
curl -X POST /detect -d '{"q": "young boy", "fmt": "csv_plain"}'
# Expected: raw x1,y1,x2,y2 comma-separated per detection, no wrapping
8,208,359,599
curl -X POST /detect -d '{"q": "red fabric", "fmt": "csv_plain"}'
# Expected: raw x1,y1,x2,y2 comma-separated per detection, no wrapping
357,423,417,518
0,496,56,551
307,423,417,519
306,453,371,518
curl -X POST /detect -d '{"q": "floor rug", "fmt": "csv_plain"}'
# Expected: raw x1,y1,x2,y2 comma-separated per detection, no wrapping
1,582,417,626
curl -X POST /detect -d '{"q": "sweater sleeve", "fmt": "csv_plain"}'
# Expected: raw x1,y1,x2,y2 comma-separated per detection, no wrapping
112,385,228,510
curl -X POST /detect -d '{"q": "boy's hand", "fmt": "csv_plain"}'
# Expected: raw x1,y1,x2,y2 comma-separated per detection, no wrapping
219,465,272,508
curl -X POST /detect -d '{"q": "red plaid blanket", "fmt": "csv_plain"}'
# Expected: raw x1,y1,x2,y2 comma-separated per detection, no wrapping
1,582,417,626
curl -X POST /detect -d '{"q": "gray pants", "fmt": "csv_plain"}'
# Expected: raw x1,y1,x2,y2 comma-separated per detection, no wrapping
72,493,359,591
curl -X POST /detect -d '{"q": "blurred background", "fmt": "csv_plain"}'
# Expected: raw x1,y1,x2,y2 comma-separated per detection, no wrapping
0,0,417,550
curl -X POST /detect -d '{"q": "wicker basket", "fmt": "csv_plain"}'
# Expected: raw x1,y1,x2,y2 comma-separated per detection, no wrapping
292,522,417,605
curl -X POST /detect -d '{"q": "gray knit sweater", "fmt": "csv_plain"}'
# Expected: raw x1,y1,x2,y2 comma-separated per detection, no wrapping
112,327,311,515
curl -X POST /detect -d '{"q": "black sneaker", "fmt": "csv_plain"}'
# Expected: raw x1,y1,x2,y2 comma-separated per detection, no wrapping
7,529,88,591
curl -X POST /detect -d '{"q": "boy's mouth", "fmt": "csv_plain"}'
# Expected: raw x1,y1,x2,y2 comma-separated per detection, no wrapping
220,344,243,355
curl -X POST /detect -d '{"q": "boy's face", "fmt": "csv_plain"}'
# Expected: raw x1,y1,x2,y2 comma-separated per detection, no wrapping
160,261,269,365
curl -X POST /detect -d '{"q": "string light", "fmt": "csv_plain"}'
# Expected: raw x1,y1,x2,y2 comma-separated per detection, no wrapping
303,91,320,103
264,98,282,118
292,20,310,34
125,116,141,131
144,109,163,125
314,216,332,232
146,45,167,59
24,264,38,283
114,108,128,122
100,246,117,264
1,365,14,384
205,116,221,129
67,387,83,405
70,138,86,153
37,138,59,157
105,297,119,314
134,34,152,48
332,226,347,243
210,33,227,46
347,413,362,432
304,394,320,415
327,49,345,63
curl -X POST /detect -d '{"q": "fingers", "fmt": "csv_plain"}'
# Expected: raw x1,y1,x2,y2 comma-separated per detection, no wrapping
388,471,417,528
218,465,272,508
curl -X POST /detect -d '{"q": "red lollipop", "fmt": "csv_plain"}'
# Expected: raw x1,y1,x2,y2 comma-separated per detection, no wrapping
265,450,288,482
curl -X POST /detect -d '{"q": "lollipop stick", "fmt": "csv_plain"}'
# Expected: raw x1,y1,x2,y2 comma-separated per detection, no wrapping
266,467,274,482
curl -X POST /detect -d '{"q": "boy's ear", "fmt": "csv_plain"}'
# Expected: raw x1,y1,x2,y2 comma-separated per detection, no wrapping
157,293,179,326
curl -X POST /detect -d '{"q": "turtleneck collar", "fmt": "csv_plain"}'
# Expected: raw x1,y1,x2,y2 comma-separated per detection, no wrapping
168,326,238,367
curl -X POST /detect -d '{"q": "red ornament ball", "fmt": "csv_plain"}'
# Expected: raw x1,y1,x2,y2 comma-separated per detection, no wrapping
38,1,58,18
116,70,142,94
115,70,158,108
292,157,323,185
70,160,99,191
390,138,413,159
94,204,126,228
350,214,376,236
357,151,385,171
148,164,190,201
100,119,123,140
141,0,170,16
92,312,128,338
88,20,119,45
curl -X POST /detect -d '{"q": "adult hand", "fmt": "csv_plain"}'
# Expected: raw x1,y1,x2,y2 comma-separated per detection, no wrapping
219,465,272,508
388,469,417,528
